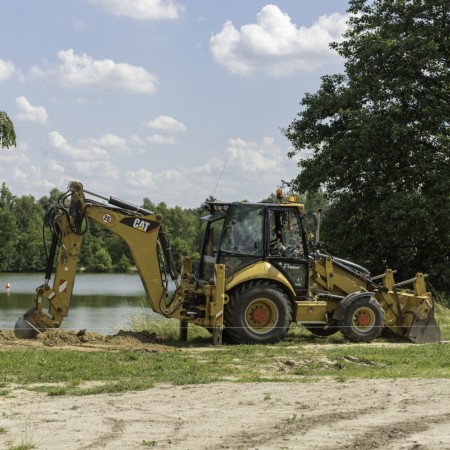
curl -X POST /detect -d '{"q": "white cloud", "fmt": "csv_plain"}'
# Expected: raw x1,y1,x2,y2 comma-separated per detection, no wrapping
0,59,16,82
146,134,177,145
210,5,348,76
125,167,186,190
71,160,118,179
146,115,187,132
88,0,185,20
124,136,298,205
47,131,122,183
225,137,280,172
15,96,49,124
0,149,56,193
82,133,132,155
53,49,158,93
49,131,109,161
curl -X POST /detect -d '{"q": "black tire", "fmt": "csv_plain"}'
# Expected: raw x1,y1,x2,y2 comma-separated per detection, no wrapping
338,296,384,343
224,281,292,344
305,320,339,337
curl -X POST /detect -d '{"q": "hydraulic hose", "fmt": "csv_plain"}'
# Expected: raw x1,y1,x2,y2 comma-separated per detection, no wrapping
158,227,178,281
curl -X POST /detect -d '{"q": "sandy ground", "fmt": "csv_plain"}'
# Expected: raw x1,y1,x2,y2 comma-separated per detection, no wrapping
1,330,449,450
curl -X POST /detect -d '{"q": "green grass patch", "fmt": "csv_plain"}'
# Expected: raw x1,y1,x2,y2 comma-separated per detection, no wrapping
1,336,448,396
1,306,448,396
129,314,211,343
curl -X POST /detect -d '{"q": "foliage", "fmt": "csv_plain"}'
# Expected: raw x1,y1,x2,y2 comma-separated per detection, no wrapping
0,111,16,149
284,0,449,291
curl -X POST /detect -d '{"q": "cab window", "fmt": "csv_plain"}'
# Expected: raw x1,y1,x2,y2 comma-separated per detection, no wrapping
220,205,263,256
268,208,303,258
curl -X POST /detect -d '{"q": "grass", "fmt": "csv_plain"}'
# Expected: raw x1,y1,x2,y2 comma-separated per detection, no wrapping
0,308,448,396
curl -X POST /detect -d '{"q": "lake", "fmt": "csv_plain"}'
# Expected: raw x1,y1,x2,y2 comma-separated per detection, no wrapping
0,273,164,334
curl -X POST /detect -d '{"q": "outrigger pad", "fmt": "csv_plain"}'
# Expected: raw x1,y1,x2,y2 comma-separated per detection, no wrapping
14,316,41,339
406,310,443,344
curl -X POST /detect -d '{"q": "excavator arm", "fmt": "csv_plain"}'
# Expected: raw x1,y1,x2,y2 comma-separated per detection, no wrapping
14,181,174,338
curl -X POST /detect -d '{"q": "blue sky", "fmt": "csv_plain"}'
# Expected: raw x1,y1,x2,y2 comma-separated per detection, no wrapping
1,0,350,208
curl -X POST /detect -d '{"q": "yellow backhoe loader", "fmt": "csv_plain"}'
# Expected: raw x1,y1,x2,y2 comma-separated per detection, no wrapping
14,181,443,344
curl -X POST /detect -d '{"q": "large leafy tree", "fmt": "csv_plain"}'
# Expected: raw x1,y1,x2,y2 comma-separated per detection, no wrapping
284,0,449,291
0,111,16,148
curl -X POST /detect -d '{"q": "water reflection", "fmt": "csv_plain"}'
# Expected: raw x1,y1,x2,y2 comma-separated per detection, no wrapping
0,273,161,334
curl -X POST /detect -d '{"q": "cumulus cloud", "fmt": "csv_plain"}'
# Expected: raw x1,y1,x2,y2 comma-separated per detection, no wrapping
88,0,185,20
15,96,48,124
125,167,185,191
0,59,16,82
49,131,109,161
146,134,177,145
0,149,55,194
210,5,348,76
48,131,119,182
79,133,133,156
146,115,187,132
225,137,280,172
124,136,298,205
52,49,158,93
85,133,129,149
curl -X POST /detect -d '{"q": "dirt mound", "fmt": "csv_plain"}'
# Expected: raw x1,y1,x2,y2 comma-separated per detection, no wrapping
0,328,173,352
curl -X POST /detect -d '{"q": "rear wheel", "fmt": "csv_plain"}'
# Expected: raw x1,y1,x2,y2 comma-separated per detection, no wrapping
338,296,384,343
224,281,292,344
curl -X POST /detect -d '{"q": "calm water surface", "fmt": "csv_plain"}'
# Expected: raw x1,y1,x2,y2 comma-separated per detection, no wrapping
0,273,163,334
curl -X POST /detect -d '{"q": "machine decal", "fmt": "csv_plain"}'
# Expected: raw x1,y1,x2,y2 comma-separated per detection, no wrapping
102,214,112,224
48,292,56,301
120,217,159,234
216,311,223,320
59,279,68,293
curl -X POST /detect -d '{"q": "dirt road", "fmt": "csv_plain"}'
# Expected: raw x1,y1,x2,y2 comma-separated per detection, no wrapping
1,330,449,449
1,379,450,450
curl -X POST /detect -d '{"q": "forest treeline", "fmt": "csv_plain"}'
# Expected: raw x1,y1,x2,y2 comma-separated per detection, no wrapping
0,183,209,274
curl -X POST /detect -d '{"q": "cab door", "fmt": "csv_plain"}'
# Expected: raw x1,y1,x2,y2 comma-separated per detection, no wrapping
217,204,264,274
266,207,309,296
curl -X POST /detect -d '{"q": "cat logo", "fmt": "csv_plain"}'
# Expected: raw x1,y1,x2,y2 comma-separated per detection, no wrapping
120,217,159,233
133,218,151,232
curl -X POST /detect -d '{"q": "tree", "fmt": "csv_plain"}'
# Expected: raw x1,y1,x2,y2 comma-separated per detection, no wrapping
0,111,16,149
12,195,47,271
284,0,450,291
90,248,113,272
0,184,18,270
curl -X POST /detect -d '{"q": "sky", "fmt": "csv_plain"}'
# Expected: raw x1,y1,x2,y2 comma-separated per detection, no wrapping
1,0,350,208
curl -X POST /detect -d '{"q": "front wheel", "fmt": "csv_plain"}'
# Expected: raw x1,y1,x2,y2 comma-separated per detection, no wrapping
338,295,384,343
224,281,292,344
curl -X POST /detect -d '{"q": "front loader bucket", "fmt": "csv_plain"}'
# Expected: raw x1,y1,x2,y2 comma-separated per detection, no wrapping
406,309,443,344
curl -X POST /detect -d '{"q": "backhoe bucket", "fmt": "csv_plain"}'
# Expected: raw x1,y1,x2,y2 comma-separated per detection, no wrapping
14,309,44,339
406,308,443,344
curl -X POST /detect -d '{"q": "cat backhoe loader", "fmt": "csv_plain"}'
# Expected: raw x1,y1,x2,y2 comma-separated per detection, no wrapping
14,181,443,344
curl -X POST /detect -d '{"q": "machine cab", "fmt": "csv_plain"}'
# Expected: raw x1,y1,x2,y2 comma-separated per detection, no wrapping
199,202,309,296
